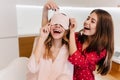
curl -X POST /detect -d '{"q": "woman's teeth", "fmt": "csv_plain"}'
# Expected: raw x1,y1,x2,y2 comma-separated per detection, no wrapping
53,30,61,33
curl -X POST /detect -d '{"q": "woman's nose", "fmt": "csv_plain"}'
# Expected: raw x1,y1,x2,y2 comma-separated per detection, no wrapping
85,20,90,25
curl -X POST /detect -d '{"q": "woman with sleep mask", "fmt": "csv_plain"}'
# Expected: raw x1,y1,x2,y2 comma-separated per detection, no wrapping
27,0,73,80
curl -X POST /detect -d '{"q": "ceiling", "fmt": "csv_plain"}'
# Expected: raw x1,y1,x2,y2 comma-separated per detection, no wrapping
16,0,120,7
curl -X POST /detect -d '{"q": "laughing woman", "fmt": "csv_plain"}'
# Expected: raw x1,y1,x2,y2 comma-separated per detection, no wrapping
27,0,73,80
69,9,114,80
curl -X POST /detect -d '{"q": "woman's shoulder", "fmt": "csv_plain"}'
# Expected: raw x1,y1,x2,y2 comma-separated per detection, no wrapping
75,32,82,38
74,32,82,44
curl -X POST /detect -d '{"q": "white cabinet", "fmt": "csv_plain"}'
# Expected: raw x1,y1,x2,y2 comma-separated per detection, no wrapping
0,0,19,69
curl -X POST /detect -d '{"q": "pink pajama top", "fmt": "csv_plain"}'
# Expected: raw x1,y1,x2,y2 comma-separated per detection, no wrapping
68,33,106,80
27,44,73,80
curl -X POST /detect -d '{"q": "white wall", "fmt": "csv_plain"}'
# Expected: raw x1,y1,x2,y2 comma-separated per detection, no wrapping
16,5,120,48
16,0,120,7
0,0,19,69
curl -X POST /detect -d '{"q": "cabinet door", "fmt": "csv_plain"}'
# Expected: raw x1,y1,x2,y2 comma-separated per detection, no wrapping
0,38,19,70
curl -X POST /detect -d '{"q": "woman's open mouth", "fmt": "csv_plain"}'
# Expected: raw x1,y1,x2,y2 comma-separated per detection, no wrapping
84,27,90,30
53,29,62,34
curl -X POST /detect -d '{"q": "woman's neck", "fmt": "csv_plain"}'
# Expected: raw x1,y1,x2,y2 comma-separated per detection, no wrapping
52,39,62,48
86,36,93,44
82,37,91,51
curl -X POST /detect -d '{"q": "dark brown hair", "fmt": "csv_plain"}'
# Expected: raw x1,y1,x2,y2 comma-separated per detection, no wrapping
79,9,114,75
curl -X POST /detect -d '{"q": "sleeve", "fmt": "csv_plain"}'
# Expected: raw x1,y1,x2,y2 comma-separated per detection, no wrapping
57,60,73,80
27,53,40,73
27,37,41,73
98,49,107,61
100,49,106,59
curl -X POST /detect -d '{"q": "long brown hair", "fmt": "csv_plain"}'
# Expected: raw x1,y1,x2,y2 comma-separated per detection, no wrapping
79,9,114,75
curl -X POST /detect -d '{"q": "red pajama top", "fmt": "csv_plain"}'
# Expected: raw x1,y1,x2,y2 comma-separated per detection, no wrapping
68,33,106,80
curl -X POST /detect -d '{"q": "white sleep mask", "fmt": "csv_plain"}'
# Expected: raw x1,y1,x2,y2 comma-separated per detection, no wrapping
50,10,69,30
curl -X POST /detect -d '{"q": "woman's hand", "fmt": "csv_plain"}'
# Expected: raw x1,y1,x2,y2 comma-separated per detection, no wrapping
40,23,51,41
42,0,59,27
44,0,59,11
69,18,77,33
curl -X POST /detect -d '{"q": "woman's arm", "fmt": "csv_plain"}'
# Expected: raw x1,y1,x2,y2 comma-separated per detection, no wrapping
42,0,59,27
28,24,51,73
33,37,45,63
27,37,44,73
69,18,77,55
33,24,51,63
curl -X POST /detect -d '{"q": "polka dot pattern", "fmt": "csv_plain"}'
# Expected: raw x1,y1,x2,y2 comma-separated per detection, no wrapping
68,33,107,80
